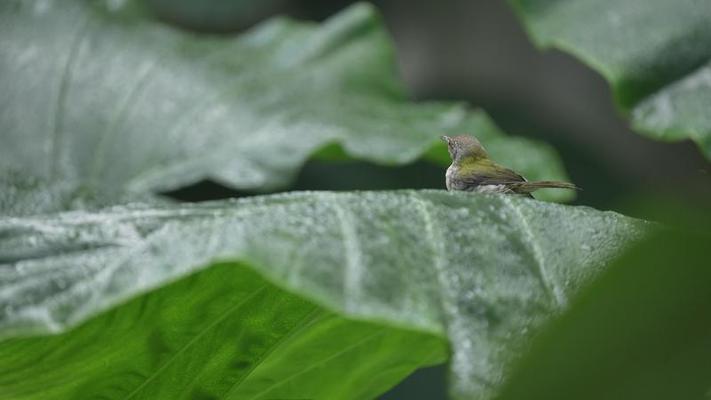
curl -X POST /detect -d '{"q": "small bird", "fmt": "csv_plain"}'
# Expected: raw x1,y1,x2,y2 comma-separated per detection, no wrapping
441,135,578,198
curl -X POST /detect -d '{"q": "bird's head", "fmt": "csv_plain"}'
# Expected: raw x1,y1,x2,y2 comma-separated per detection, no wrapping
440,135,488,164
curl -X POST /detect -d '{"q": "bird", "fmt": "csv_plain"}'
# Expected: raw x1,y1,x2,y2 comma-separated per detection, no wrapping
441,135,579,198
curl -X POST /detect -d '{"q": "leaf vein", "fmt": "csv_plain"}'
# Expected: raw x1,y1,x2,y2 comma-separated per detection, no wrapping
410,193,450,325
246,328,387,400
502,196,564,306
223,308,324,398
122,284,269,400
331,197,363,312
89,60,157,185
49,18,91,179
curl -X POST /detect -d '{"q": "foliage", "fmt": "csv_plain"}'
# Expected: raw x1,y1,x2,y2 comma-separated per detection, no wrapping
1,0,707,399
510,0,711,159
0,263,445,400
0,190,647,399
496,227,711,400
0,0,569,201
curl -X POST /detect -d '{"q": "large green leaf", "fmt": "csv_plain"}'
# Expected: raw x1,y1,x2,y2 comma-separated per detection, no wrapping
0,190,648,399
0,263,445,400
0,1,649,398
0,0,571,201
509,0,711,159
496,225,711,400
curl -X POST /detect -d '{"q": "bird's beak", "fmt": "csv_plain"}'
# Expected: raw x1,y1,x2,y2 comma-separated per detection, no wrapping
440,135,450,143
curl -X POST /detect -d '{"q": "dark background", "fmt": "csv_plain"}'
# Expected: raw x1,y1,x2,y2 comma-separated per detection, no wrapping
147,0,711,398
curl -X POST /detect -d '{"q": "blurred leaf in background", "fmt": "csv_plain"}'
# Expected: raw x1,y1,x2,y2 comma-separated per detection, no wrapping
145,0,287,32
496,220,711,400
0,0,571,203
510,0,711,159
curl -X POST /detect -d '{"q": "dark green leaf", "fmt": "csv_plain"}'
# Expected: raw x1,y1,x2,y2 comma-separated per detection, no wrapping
496,227,711,400
510,0,711,159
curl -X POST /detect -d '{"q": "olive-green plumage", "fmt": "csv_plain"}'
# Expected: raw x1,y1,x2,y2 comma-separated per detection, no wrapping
441,135,578,198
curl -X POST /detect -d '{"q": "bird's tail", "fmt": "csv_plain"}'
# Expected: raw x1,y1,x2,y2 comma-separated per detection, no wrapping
517,181,580,193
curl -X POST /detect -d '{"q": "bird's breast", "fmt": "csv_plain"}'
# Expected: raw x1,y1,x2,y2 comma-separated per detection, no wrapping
445,165,456,191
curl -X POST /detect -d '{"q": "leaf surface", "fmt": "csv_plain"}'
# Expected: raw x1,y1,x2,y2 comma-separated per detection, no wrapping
0,263,444,400
0,190,647,399
509,0,711,158
0,0,571,201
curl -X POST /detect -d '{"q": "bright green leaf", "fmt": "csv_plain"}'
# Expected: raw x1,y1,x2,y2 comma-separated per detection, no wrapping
0,0,572,202
509,0,711,158
0,263,445,400
0,190,648,399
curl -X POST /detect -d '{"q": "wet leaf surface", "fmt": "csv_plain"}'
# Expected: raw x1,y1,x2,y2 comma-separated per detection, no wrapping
0,190,648,399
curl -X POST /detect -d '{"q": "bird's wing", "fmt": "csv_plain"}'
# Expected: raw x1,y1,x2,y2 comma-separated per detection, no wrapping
458,165,535,197
460,166,527,187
